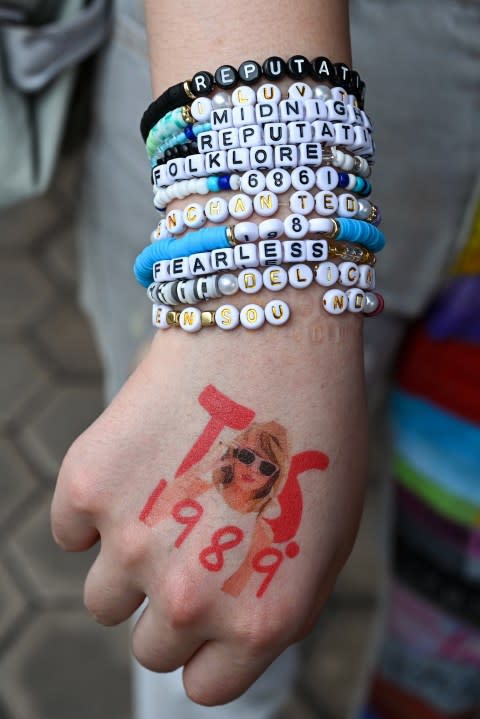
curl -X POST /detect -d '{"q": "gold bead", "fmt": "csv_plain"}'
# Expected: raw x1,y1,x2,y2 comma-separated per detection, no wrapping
325,218,339,241
226,226,236,246
181,105,194,124
201,311,216,327
166,310,180,327
184,80,196,100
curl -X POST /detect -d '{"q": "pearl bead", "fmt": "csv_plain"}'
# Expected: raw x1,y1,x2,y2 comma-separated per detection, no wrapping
218,273,239,296
240,304,265,330
212,91,232,109
216,304,240,330
356,198,372,220
363,292,379,314
265,299,290,326
313,85,332,101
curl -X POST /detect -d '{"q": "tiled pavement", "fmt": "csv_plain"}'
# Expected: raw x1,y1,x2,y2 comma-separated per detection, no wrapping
0,154,381,719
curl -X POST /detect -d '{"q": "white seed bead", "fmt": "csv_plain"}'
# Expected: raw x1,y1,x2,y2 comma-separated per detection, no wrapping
288,263,314,289
358,264,376,290
205,197,229,223
241,170,266,195
240,304,265,330
284,213,309,239
183,202,206,229
338,261,360,286
363,292,380,314
315,261,339,287
153,190,167,210
346,173,357,191
337,193,358,219
265,168,291,193
206,274,222,298
258,218,284,240
232,85,256,106
230,175,241,191
283,240,307,263
179,307,202,332
263,266,288,291
152,304,171,329
346,288,366,313
191,97,213,122
216,304,240,330
265,299,290,326
228,193,253,220
291,166,316,191
322,289,348,314
315,190,338,216
342,154,355,171
177,280,198,305
308,217,333,235
234,221,259,243
289,190,315,215
238,268,263,294
253,191,279,217
218,273,239,296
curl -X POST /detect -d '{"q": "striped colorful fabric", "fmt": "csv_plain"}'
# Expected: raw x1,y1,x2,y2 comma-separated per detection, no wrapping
363,203,480,718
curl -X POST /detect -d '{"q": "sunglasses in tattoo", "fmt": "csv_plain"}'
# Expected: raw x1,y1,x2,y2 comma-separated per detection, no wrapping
232,447,279,478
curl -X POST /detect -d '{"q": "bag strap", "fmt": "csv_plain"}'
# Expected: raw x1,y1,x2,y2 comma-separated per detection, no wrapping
0,0,112,93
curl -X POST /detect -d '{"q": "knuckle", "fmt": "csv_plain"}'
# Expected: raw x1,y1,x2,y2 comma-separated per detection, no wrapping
115,530,148,571
233,612,288,655
164,573,205,629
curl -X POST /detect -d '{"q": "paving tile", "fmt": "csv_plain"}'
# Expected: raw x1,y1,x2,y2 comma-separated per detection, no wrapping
304,605,376,719
0,342,49,430
41,225,77,292
33,303,102,376
0,611,130,719
18,384,103,480
0,194,60,253
7,496,97,604
0,439,37,530
0,562,27,646
0,260,54,335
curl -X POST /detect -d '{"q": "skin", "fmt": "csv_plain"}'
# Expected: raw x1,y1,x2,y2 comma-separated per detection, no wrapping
51,0,369,707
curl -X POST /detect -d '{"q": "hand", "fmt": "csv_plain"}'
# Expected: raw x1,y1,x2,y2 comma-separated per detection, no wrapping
51,314,367,705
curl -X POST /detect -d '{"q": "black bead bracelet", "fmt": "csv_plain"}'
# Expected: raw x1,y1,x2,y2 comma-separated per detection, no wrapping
140,54,366,142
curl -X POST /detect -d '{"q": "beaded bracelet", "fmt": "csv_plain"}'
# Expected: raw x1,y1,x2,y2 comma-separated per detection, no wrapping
140,54,366,142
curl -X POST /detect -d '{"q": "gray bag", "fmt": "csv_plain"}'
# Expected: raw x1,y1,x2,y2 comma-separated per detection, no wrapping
0,0,112,210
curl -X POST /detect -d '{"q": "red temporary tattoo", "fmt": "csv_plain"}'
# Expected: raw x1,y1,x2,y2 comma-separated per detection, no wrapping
199,526,244,572
139,385,330,599
172,499,204,548
175,385,255,478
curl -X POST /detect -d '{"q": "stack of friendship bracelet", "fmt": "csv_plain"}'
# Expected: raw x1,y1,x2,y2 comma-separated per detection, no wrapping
134,54,385,333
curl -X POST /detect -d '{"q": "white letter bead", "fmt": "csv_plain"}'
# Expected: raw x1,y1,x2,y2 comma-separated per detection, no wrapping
326,99,347,122
309,217,334,235
232,86,256,106
211,247,236,271
249,145,274,171
205,197,229,222
338,261,360,286
279,99,303,122
253,191,278,217
289,191,315,215
241,170,266,195
218,127,239,150
240,304,265,330
313,120,336,145
283,240,306,262
315,190,338,216
288,263,313,289
179,307,202,332
152,304,171,329
291,166,315,190
198,130,219,153
288,82,313,100
255,103,279,124
227,147,251,172
169,256,193,279
216,304,240,330
265,168,291,193
205,151,228,174
152,164,167,188
256,83,282,104
265,299,290,326
183,202,206,229
259,239,283,266
299,142,322,166
264,123,289,145
153,260,172,282
323,289,348,314
234,242,259,268
166,209,185,235
338,193,358,218
259,218,284,240
288,121,312,143
263,266,288,291
185,153,205,177
238,268,263,294
189,252,212,276
346,288,365,312
191,97,213,122
306,239,328,261
331,86,348,104
228,193,253,220
232,105,256,127
304,99,327,121
316,166,338,190
239,125,263,148
234,221,259,243
284,213,309,239
274,145,298,168
315,261,339,286
210,107,233,129
166,158,186,181
358,264,376,289
335,124,355,147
